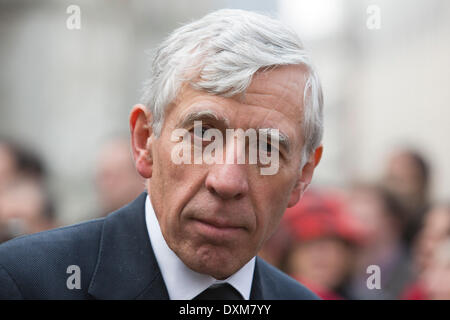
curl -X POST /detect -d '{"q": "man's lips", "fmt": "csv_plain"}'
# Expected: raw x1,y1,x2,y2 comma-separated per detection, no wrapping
195,217,243,229
190,217,246,240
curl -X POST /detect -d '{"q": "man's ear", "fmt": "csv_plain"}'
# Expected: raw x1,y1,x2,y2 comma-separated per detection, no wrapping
287,145,323,208
130,104,153,179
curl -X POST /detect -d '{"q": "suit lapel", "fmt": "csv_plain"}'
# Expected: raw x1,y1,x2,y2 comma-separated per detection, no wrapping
88,192,169,300
250,257,266,300
252,257,291,300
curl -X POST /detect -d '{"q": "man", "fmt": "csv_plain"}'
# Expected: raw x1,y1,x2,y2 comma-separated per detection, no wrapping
0,9,323,299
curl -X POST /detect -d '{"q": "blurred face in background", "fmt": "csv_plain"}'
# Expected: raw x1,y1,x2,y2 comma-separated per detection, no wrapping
0,178,53,236
286,237,353,290
383,150,428,211
95,139,145,215
423,239,450,299
130,65,322,279
413,206,450,273
347,188,397,247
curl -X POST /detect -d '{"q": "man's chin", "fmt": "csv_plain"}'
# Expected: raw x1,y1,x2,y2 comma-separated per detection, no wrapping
181,246,246,280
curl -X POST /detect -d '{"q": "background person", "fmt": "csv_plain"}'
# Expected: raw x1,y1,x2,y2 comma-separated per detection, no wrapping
382,149,431,248
401,204,450,299
344,184,412,300
0,178,56,238
0,139,56,243
422,238,450,300
95,137,145,216
282,190,363,300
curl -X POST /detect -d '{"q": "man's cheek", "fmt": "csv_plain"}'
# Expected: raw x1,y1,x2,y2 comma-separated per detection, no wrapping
262,192,288,233
161,143,187,183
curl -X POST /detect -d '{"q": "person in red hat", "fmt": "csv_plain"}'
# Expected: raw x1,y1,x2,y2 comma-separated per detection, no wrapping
282,189,365,300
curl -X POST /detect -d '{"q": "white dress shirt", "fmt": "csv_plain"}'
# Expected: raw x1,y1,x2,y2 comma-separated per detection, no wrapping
145,195,255,300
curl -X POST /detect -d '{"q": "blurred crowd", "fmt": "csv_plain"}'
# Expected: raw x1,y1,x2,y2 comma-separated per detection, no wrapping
0,137,448,300
0,137,144,242
260,149,450,300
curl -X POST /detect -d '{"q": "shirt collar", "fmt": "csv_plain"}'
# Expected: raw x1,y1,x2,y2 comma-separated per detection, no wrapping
145,195,255,300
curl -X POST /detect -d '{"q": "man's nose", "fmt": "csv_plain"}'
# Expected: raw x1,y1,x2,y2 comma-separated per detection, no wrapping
205,163,249,201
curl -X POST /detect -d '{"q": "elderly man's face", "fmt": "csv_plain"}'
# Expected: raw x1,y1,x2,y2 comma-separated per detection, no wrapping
130,65,321,279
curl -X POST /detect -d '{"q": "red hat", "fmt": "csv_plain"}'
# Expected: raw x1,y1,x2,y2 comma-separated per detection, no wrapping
283,189,365,245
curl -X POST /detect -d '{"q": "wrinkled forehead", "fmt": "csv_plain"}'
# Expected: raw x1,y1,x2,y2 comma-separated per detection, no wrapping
242,65,307,118
173,64,307,115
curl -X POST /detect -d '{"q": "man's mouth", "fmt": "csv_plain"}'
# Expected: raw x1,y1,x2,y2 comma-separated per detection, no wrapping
190,217,246,241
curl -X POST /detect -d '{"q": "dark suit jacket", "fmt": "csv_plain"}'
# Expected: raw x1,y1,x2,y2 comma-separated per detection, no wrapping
0,192,319,300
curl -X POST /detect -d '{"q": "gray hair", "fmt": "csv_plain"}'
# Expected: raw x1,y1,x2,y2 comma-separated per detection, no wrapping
141,9,323,165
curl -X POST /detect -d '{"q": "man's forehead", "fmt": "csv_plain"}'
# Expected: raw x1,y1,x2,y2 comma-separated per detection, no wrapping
175,66,305,115
244,65,307,114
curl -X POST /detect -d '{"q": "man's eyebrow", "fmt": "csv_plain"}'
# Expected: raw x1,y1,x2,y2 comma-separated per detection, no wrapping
258,128,291,154
176,110,230,128
176,111,290,152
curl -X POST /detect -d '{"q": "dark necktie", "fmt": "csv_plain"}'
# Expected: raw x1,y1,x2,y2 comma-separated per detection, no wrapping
194,283,244,300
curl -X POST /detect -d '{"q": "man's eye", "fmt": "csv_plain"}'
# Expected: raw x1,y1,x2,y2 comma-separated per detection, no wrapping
260,142,272,153
191,125,210,139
